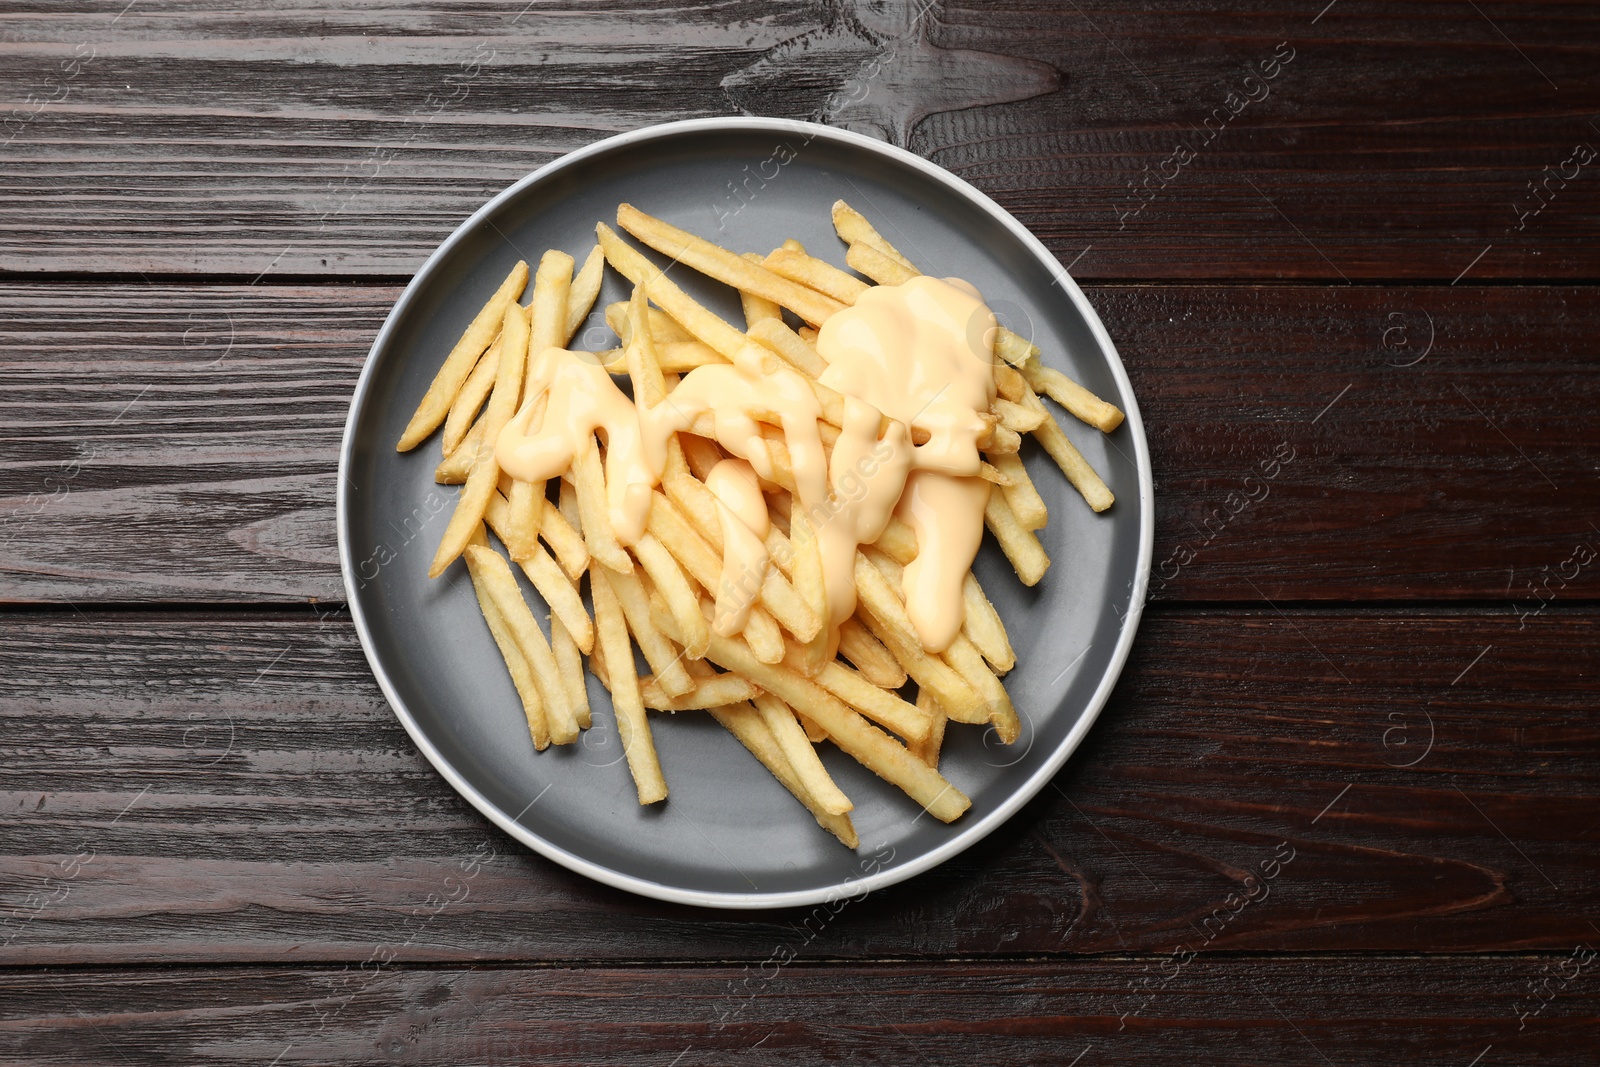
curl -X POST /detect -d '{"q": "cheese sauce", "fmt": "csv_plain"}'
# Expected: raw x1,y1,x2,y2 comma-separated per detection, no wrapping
495,274,998,655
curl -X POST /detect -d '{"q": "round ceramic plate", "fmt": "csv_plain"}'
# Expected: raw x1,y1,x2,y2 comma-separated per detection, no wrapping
339,117,1152,909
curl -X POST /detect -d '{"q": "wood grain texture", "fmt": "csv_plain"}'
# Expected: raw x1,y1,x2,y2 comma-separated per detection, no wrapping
0,2,1596,279
1,958,1595,1066
2,283,1596,603
1,609,1593,965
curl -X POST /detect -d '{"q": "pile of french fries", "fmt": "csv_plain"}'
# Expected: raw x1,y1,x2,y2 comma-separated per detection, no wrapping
396,200,1124,847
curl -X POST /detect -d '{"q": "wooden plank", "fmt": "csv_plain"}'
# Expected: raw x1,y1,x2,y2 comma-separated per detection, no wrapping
0,2,1596,279
2,283,1596,603
1,609,1593,964
0,958,1593,1066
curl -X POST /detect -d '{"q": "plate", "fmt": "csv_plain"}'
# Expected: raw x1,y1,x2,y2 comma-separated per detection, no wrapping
338,117,1153,909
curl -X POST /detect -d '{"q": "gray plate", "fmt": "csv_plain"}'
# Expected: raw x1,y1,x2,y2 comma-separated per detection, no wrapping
338,118,1153,909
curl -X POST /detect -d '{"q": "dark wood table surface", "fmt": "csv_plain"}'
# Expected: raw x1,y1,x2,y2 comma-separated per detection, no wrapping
3,2,1598,1063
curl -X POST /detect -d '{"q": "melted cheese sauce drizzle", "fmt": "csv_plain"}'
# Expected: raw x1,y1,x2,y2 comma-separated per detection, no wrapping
495,275,998,654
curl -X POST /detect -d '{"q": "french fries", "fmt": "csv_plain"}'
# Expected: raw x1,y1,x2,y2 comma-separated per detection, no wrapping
393,197,1122,846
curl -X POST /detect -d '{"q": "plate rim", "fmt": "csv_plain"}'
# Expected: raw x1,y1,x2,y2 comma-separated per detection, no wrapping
337,115,1154,910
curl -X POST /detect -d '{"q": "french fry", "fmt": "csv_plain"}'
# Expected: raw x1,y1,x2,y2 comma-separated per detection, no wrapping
571,438,634,574
962,573,1015,673
831,201,915,272
788,507,829,676
597,221,748,359
463,544,579,744
811,660,931,745
944,632,1020,744
589,565,668,804
623,285,668,407
853,556,987,723
984,490,1050,586
740,252,784,328
799,712,828,744
398,260,528,451
435,415,483,485
443,330,501,455
1020,355,1125,433
429,300,529,577
505,250,574,558
539,497,590,579
846,241,918,287
708,703,858,847
1018,387,1114,512
650,596,969,822
993,397,1046,434
994,363,1027,402
616,204,846,326
465,538,550,750
517,541,594,654
606,300,695,345
763,246,871,305
644,490,795,658
563,244,606,344
746,318,828,379
753,693,852,815
643,673,760,711
989,451,1048,532
911,688,947,768
633,532,710,660
603,565,694,698
837,617,907,689
551,616,591,729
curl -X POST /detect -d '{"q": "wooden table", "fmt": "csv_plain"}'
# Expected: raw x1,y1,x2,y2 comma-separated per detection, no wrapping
3,3,1597,1063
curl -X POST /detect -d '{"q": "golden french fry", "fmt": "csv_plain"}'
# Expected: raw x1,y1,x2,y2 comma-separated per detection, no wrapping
846,241,917,287
989,451,1048,532
539,496,590,579
596,221,748,358
994,363,1027,402
993,397,1046,434
811,660,931,744
799,712,827,744
623,284,668,407
633,532,710,660
606,300,695,345
753,693,852,815
944,632,1020,744
911,688,947,768
399,260,528,451
853,556,987,723
616,203,845,326
563,244,605,344
1020,355,1125,433
763,246,871,305
643,673,760,711
746,318,828,379
571,438,633,574
788,508,829,676
708,703,858,847
516,541,594,655
465,538,550,750
650,596,969,822
464,544,579,744
831,201,916,272
551,616,591,729
837,617,907,689
962,573,1015,673
604,564,694,698
1019,387,1114,512
984,490,1050,586
740,252,784,328
505,251,574,558
443,330,501,455
435,415,483,485
589,564,668,804
429,301,529,577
